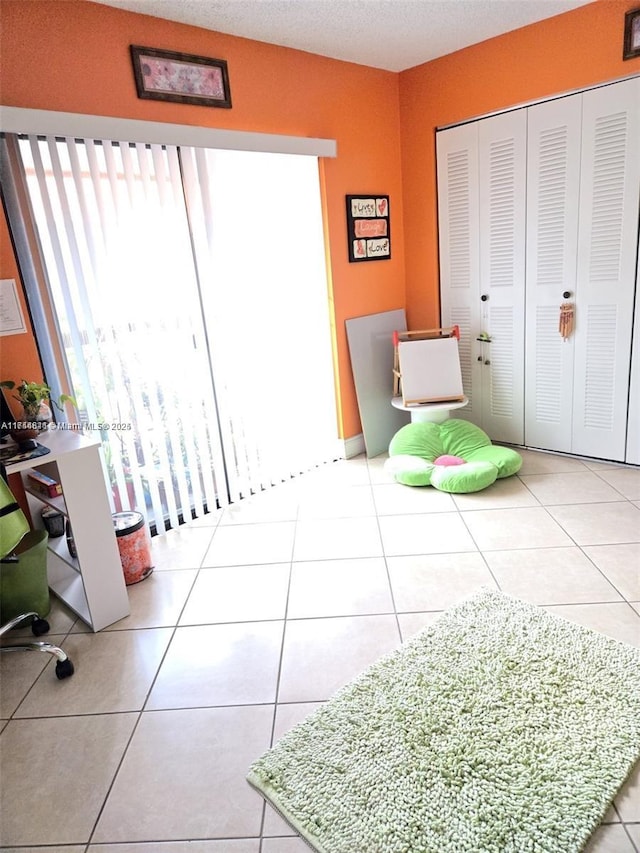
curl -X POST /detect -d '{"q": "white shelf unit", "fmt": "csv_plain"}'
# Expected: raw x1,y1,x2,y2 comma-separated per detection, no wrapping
7,429,130,631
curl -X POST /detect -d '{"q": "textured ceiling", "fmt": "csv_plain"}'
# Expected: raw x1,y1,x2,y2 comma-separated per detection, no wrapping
93,0,593,72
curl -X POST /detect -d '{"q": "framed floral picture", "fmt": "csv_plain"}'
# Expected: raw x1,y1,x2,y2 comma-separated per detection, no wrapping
623,7,640,59
130,45,232,108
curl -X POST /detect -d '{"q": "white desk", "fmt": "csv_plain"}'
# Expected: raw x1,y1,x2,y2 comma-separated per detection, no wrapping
391,396,469,424
6,429,130,631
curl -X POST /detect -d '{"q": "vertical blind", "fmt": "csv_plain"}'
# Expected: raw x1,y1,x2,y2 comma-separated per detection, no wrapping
11,134,339,532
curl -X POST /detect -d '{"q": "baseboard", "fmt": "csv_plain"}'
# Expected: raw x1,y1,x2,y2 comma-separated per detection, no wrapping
342,433,366,459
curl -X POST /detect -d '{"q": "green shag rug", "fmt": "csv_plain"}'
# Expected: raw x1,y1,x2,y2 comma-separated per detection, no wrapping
247,589,640,853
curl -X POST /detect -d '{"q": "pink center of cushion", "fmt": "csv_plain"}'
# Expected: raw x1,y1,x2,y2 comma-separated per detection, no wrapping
434,454,466,467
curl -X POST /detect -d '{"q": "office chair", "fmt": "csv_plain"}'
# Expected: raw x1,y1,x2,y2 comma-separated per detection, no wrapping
0,470,74,679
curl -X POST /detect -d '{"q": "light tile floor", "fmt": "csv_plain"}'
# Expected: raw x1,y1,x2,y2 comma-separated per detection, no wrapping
1,448,639,852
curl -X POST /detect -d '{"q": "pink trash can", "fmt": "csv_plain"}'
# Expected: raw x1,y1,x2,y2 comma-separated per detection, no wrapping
112,511,153,585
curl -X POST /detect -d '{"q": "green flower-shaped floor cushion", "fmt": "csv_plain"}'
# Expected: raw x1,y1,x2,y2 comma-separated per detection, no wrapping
385,419,522,492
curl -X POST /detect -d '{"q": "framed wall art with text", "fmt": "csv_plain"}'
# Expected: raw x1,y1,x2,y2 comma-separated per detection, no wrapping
346,195,391,263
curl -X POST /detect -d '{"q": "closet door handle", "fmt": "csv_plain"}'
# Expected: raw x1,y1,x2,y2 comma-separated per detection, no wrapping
563,291,572,299
481,294,488,302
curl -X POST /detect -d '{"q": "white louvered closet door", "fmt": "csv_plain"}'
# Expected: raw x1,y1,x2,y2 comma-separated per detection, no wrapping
524,94,582,453
572,78,640,461
436,122,481,424
477,110,527,444
437,112,526,443
626,224,640,465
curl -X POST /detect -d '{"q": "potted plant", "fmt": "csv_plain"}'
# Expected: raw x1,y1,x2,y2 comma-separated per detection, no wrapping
0,379,76,441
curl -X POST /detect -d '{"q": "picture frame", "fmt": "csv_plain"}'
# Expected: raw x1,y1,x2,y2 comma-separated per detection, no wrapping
623,7,640,60
130,45,232,108
346,194,391,263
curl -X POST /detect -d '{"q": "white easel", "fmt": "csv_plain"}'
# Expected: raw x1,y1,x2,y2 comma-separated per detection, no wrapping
392,326,468,423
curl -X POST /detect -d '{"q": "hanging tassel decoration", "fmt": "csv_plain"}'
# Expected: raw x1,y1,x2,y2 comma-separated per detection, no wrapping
559,302,575,341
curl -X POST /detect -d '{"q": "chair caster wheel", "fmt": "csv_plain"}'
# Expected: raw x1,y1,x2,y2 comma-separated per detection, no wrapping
32,617,50,636
55,658,74,679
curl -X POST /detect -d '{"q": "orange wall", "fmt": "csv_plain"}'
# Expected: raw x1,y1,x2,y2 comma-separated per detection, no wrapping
2,0,639,442
0,0,405,439
399,0,640,330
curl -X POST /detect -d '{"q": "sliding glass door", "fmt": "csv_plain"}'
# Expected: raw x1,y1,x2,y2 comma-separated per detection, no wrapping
182,147,338,502
7,134,338,532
